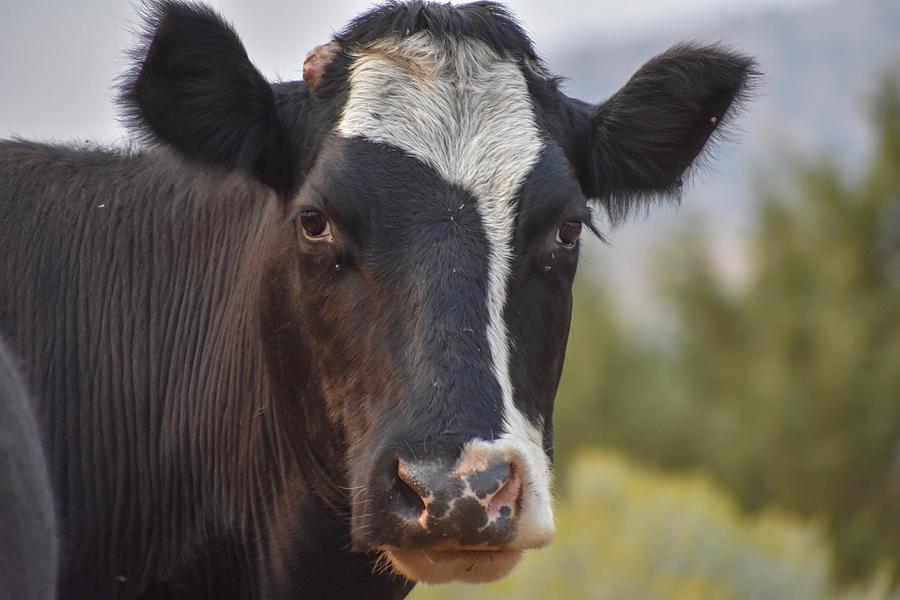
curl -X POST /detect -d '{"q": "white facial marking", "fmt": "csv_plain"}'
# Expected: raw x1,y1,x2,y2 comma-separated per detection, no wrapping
339,33,554,549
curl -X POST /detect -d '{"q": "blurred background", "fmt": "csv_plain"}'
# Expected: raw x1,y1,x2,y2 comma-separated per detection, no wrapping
3,0,899,597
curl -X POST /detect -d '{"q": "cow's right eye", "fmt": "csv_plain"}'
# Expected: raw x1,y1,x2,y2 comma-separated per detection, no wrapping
299,209,332,241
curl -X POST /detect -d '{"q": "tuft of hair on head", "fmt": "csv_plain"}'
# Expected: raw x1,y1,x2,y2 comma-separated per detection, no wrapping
333,0,540,64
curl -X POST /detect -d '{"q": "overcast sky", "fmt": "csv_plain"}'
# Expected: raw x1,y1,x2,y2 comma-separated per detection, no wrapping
1,0,824,142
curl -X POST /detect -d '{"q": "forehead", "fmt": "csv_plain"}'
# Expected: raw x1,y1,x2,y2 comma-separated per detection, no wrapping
337,33,544,212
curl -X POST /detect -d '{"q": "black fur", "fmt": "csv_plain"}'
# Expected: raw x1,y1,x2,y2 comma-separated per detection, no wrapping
563,43,760,223
590,43,759,220
0,140,417,599
0,338,57,600
336,0,539,63
120,1,298,196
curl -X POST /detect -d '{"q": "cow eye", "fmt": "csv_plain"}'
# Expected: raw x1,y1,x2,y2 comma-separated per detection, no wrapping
299,209,332,240
556,221,582,247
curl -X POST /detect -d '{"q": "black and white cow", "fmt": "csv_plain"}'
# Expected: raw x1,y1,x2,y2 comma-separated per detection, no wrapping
0,1,756,598
0,338,57,599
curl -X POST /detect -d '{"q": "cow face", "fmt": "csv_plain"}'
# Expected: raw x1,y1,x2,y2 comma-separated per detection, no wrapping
284,39,580,580
122,0,757,585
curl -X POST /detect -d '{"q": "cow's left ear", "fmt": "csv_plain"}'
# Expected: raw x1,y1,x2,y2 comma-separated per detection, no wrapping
563,43,759,222
120,1,298,197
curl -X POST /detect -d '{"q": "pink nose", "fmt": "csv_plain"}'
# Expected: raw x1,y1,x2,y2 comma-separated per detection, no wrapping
396,457,523,527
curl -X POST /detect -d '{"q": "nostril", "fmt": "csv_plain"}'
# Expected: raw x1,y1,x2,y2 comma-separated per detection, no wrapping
485,462,522,521
397,459,429,499
395,459,428,519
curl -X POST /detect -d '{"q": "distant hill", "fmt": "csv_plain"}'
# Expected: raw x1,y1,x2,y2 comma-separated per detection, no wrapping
544,0,900,319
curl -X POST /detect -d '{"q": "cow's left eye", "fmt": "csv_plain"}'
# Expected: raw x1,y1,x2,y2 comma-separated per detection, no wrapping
556,221,582,247
299,209,332,241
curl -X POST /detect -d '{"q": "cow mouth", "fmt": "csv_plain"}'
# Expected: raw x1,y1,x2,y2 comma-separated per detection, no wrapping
382,547,524,584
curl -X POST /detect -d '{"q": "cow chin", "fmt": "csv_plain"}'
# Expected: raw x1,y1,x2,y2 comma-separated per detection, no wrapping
384,548,524,584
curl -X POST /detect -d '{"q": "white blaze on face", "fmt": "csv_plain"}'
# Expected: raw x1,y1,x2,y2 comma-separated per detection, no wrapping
338,34,555,548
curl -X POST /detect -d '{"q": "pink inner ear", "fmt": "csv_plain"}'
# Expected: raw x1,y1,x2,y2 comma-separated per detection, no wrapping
303,42,340,88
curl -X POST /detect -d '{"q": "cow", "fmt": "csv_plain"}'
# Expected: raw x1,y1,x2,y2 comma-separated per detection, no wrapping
0,337,57,600
0,1,757,598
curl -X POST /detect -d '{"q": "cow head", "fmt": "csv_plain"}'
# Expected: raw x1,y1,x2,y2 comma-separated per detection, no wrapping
121,0,757,585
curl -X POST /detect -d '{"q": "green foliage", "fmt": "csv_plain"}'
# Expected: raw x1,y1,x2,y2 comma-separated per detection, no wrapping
412,452,896,600
546,73,900,583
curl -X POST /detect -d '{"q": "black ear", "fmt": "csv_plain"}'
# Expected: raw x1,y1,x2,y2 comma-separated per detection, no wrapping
120,1,296,196
566,42,760,222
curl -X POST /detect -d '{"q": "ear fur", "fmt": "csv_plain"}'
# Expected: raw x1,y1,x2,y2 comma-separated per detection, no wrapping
119,1,296,196
571,42,760,223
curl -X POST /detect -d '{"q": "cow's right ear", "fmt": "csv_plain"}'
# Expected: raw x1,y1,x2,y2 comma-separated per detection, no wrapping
120,1,298,197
